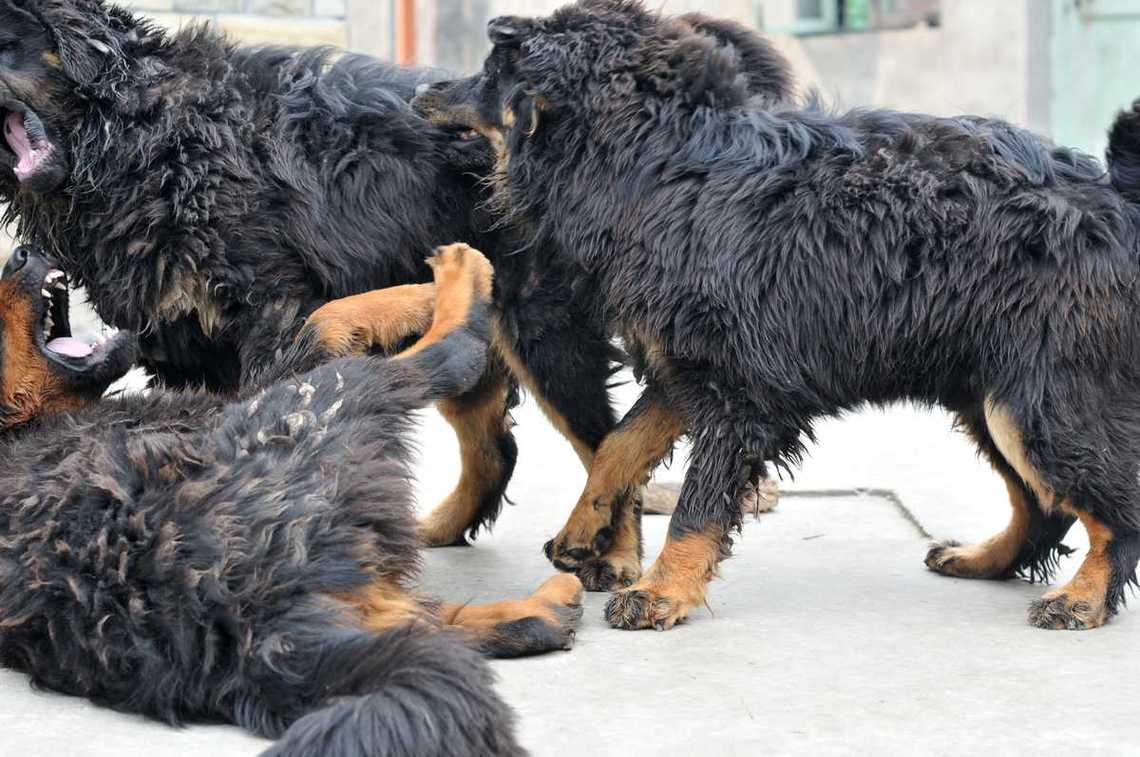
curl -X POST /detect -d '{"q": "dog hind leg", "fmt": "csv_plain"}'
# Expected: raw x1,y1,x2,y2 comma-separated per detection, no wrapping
926,406,1076,581
420,361,518,546
983,397,1140,629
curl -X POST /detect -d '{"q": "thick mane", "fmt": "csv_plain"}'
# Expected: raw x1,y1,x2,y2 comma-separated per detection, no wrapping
3,12,485,358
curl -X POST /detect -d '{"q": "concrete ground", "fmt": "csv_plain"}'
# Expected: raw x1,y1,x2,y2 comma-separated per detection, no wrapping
1,364,1138,756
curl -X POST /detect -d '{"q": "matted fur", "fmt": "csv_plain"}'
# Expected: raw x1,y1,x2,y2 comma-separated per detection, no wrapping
418,0,1140,627
0,248,523,755
0,0,628,543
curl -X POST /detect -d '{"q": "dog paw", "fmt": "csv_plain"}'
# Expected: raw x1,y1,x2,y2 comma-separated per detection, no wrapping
418,512,473,547
604,584,694,631
427,243,494,301
544,525,613,573
575,553,642,592
476,574,585,658
924,540,965,573
1028,594,1107,631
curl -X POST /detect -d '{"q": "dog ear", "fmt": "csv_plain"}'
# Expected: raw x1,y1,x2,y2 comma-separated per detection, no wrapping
55,32,110,85
678,13,793,106
32,0,130,88
488,16,538,47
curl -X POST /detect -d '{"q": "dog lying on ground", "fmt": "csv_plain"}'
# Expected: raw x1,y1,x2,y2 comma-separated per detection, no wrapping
415,0,1140,631
0,242,583,756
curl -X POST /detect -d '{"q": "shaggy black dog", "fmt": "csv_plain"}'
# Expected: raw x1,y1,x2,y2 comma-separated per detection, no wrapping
0,242,585,755
415,0,1140,632
413,9,795,590
0,0,796,566
0,0,625,551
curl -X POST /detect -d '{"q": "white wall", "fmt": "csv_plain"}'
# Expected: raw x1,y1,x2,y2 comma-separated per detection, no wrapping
767,0,1034,126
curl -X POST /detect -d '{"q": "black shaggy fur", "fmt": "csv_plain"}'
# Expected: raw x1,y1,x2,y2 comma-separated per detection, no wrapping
0,0,490,388
0,0,799,550
0,0,620,544
0,247,523,756
420,0,1140,630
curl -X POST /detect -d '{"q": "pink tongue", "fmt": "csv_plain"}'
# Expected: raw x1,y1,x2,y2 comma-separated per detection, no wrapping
46,337,94,358
4,112,37,178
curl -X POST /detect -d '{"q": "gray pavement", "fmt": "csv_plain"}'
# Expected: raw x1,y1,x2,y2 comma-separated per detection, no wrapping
1,370,1136,756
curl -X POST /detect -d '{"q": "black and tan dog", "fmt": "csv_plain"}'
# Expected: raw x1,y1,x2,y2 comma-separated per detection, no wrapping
415,0,1140,631
0,0,626,552
0,0,796,570
0,242,583,755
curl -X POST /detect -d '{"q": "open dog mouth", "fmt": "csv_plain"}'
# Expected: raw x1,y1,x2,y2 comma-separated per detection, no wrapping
34,266,128,371
37,267,88,358
0,104,54,182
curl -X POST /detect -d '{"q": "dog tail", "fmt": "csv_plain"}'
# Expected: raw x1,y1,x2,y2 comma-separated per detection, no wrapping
263,626,523,757
1107,100,1140,204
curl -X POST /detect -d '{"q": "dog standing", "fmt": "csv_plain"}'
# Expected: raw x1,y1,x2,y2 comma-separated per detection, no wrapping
415,0,1140,631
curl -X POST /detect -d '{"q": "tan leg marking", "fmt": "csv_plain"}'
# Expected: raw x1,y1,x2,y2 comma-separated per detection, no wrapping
605,529,723,631
440,574,582,630
574,494,644,591
1030,512,1115,630
546,396,685,588
397,244,493,359
336,574,584,657
440,574,584,656
983,399,1058,511
419,370,513,546
305,284,436,357
926,463,1031,579
332,576,428,633
983,402,1119,629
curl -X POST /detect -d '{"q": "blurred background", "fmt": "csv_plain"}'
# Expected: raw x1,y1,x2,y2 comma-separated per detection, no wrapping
3,0,1138,254
130,0,1138,156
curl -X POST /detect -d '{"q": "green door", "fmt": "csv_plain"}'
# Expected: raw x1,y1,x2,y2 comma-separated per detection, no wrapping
1050,0,1140,158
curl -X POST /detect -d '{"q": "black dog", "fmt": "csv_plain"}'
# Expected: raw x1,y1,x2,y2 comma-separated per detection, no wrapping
415,0,1140,631
0,242,584,755
412,9,794,590
0,0,629,550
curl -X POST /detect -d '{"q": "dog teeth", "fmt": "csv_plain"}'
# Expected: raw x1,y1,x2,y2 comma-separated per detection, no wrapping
41,288,51,299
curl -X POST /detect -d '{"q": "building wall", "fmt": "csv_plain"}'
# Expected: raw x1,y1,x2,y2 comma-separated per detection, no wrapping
125,0,349,47
1049,0,1140,158
758,0,1037,128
